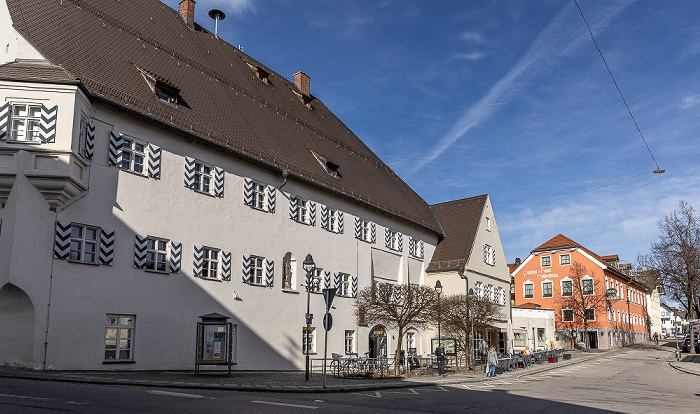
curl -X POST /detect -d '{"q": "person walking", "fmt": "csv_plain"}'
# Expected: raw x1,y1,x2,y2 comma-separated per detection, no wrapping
435,343,446,377
487,347,498,377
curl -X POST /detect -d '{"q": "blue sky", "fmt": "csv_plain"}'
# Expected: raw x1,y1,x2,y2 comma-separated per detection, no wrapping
164,0,700,267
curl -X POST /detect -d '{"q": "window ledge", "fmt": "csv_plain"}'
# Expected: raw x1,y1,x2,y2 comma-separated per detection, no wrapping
144,269,170,275
282,289,299,294
67,260,101,266
103,360,136,364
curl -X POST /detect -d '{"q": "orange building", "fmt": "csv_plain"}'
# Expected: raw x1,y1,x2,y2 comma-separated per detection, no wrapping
511,235,649,349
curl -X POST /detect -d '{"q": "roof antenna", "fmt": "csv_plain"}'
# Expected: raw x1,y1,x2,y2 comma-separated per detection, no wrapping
207,9,226,39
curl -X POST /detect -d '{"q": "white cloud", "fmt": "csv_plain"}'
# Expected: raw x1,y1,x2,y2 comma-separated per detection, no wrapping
680,94,700,109
453,51,487,61
460,31,490,45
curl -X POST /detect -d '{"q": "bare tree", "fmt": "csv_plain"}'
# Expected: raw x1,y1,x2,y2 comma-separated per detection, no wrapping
554,262,610,350
434,293,501,367
638,200,700,353
354,282,436,376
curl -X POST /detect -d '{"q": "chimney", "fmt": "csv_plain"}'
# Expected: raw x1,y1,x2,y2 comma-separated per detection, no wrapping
515,257,521,266
293,71,310,96
179,0,196,28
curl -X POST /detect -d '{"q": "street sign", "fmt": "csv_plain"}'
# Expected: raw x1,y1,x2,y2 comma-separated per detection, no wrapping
322,288,337,310
305,313,313,325
606,288,617,296
323,312,333,331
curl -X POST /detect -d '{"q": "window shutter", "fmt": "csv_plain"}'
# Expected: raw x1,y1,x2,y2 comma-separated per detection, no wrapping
214,166,224,197
265,259,274,287
397,232,403,252
193,245,204,277
409,238,415,255
54,220,72,260
338,211,344,234
84,122,95,159
309,202,316,226
266,185,276,212
39,104,57,142
352,275,358,298
147,144,161,179
320,205,328,229
354,217,361,239
99,229,114,265
334,272,341,289
420,241,424,259
371,223,376,243
242,255,251,283
221,250,231,281
134,234,147,269
0,102,8,140
108,131,123,166
394,288,403,305
243,178,254,206
323,270,331,290
385,229,391,248
184,157,195,188
289,196,299,220
169,241,182,273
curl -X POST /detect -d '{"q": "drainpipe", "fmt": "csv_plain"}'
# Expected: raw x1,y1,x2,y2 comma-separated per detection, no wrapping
277,169,291,191
43,210,58,370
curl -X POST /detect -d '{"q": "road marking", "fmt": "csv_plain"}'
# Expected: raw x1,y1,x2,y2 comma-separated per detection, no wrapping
384,389,419,395
418,386,449,392
0,393,53,402
351,391,382,398
252,401,318,409
147,390,212,399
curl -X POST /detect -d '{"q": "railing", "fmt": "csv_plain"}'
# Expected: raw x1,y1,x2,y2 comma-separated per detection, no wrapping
326,353,402,378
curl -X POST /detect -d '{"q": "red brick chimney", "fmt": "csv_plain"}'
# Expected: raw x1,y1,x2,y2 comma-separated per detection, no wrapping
179,0,195,28
293,71,310,96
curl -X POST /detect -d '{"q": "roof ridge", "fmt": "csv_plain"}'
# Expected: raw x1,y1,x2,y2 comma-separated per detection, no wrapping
431,194,488,207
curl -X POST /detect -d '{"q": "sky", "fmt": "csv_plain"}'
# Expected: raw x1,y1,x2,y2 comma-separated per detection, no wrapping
163,0,700,267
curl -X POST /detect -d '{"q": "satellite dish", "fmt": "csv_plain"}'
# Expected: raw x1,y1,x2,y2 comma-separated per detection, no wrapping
208,9,226,38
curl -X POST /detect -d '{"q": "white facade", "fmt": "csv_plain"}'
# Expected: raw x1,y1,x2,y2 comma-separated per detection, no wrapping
0,4,444,370
646,288,662,335
511,307,557,351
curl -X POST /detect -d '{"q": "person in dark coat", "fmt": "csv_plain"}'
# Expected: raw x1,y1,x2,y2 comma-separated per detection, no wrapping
435,343,446,377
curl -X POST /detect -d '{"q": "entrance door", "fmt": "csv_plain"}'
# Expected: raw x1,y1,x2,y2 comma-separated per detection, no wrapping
369,326,387,358
588,331,598,349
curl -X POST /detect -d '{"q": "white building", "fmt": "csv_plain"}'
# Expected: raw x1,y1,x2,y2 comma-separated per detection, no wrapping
0,0,463,370
511,305,557,351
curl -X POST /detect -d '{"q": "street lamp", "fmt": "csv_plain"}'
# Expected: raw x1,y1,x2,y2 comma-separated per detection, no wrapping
303,254,316,381
435,280,443,347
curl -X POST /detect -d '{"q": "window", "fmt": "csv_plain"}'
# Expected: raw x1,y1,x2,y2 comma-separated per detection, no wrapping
298,198,310,224
561,280,573,296
584,308,596,321
607,308,611,321
560,254,571,265
345,330,355,355
537,328,546,343
562,309,574,322
513,332,526,347
542,281,553,298
69,224,99,264
251,181,267,210
193,161,212,194
328,208,339,232
306,268,322,293
541,256,551,267
302,326,316,354
386,229,399,251
10,103,42,142
145,238,169,272
524,283,534,299
582,278,594,295
105,314,135,361
359,219,370,242
483,244,496,266
282,252,294,290
406,332,416,350
121,138,146,174
338,273,350,297
251,255,265,285
485,217,491,231
409,237,420,258
202,248,220,279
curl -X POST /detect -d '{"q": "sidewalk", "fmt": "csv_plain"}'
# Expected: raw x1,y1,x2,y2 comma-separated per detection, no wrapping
668,352,700,377
0,349,611,394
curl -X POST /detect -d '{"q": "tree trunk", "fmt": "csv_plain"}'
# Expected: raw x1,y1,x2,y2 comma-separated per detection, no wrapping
394,327,403,377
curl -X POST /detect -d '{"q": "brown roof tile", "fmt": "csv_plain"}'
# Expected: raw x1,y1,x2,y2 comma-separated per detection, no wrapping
426,194,488,272
6,0,441,234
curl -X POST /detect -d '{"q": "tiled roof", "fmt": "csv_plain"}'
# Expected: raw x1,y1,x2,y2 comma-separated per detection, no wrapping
426,194,488,272
532,234,606,263
5,0,441,234
0,61,77,83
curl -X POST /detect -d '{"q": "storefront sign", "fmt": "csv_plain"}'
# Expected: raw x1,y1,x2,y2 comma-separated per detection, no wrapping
524,268,559,280
606,288,618,296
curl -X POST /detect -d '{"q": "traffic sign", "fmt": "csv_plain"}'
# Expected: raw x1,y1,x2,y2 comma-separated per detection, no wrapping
305,313,313,325
323,288,337,310
323,312,333,331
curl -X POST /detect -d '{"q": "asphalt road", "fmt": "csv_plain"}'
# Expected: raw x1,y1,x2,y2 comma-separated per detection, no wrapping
1,343,696,413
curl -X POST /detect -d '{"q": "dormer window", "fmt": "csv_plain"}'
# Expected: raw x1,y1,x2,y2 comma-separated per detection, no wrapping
135,65,179,107
308,148,340,178
244,60,271,85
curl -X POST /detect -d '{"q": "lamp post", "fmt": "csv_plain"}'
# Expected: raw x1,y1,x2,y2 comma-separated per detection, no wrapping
458,266,475,369
435,280,443,347
626,286,632,344
303,254,315,381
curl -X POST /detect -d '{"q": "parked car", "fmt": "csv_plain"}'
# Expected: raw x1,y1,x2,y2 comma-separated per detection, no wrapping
681,337,700,353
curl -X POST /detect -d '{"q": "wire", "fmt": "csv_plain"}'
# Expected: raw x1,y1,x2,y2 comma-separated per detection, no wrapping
495,170,653,217
573,0,662,172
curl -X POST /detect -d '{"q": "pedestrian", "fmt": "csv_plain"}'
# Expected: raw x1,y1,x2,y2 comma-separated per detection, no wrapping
435,343,446,377
487,347,498,377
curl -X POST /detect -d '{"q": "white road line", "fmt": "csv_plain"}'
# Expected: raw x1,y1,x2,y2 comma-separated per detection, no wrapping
384,389,419,395
0,393,53,402
252,401,318,409
417,386,449,392
351,391,382,398
147,390,212,399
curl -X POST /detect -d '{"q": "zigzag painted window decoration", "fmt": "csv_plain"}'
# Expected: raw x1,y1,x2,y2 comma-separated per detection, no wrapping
194,245,227,280
184,158,224,197
54,221,114,265
241,255,274,287
354,218,374,243
321,205,344,234
1,102,57,143
84,120,95,159
385,229,402,252
109,133,161,179
289,196,315,225
133,235,181,273
243,177,275,212
408,237,423,259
